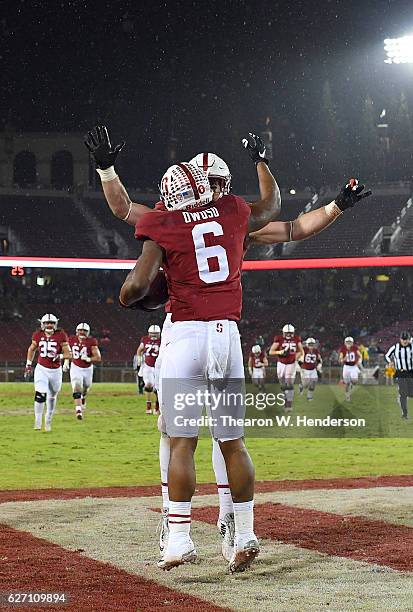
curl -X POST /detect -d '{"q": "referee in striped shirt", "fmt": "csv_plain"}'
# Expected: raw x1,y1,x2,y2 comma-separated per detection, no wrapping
385,331,413,419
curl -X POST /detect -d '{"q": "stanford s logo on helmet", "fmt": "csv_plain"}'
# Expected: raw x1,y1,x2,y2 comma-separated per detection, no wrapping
76,322,90,337
282,323,295,339
39,313,58,332
189,153,231,197
148,324,161,339
160,162,212,211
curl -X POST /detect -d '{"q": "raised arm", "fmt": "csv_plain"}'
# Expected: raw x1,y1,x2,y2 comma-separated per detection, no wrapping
119,240,164,307
250,179,372,244
242,133,281,233
85,125,153,226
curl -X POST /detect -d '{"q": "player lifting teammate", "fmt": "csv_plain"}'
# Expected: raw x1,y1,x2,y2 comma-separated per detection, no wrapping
119,133,281,573
68,323,101,420
136,324,161,414
25,314,70,432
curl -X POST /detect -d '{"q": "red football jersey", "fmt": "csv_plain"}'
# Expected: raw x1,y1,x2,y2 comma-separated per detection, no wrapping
250,350,266,368
135,195,251,322
140,335,161,367
301,347,321,371
69,335,98,368
32,329,68,369
340,344,359,366
273,335,302,364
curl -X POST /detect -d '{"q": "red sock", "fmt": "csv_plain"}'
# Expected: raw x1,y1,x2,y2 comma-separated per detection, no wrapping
146,401,152,411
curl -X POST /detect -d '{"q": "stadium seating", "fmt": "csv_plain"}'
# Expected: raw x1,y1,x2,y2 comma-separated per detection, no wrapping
0,195,99,258
289,195,408,259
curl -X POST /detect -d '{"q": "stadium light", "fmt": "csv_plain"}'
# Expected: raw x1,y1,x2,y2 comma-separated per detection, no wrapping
384,36,413,64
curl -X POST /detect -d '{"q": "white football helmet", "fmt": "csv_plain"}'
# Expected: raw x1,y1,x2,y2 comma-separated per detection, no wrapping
252,345,261,355
148,324,161,339
160,162,212,211
306,337,316,348
282,324,295,339
40,313,58,332
189,153,231,196
344,336,354,347
76,323,90,337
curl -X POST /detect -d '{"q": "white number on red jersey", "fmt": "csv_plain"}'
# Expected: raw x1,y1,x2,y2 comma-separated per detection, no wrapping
145,343,159,357
305,353,317,364
39,340,58,359
346,351,355,361
72,345,88,360
192,222,229,284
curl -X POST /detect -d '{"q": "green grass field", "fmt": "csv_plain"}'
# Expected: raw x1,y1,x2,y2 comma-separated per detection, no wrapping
1,382,412,490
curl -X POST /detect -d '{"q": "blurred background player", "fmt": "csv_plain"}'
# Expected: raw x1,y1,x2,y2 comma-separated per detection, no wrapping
24,314,70,432
298,337,322,401
385,331,413,419
385,361,396,386
137,324,161,414
269,324,303,412
132,351,145,395
339,336,362,402
68,323,101,420
248,344,268,392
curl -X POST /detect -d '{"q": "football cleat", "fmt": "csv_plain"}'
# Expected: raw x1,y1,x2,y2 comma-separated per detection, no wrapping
76,410,83,420
159,508,169,554
229,535,260,573
218,513,235,562
157,535,197,571
44,422,52,432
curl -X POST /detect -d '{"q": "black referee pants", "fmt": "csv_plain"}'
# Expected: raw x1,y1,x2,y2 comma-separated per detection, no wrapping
396,377,413,417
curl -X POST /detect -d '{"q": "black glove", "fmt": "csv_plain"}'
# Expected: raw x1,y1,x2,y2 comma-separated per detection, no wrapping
335,178,372,211
84,125,125,169
242,132,268,165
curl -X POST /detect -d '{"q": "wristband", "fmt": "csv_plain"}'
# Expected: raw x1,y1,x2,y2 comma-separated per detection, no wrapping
96,166,118,182
122,202,132,221
324,201,343,219
26,360,32,366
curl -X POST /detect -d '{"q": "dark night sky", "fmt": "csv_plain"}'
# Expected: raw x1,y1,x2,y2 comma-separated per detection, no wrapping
2,0,413,187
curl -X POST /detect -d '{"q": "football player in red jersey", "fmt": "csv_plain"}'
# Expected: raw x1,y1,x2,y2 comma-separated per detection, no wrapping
298,338,322,401
24,314,71,432
248,344,268,392
339,336,362,401
68,323,101,420
85,127,243,564
119,134,280,573
269,324,304,412
136,324,161,415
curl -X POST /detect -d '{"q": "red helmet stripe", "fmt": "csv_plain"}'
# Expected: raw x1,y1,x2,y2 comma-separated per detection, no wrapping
202,153,209,172
177,163,200,202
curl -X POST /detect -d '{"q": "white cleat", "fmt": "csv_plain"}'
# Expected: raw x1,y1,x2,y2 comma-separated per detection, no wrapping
217,513,235,562
159,508,169,555
157,535,197,571
229,534,260,574
44,422,52,432
34,425,42,430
